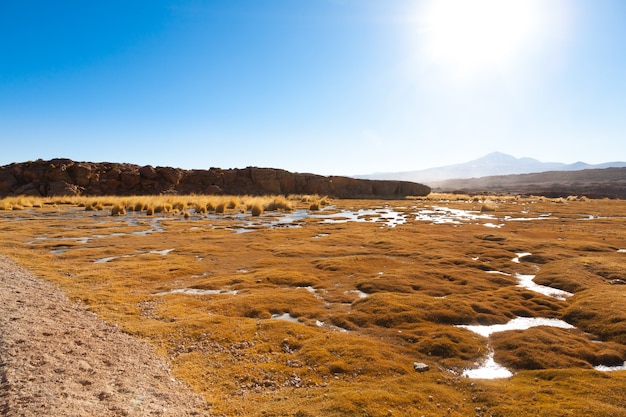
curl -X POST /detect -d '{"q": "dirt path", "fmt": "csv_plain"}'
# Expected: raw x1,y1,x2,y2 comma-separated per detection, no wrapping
0,256,210,416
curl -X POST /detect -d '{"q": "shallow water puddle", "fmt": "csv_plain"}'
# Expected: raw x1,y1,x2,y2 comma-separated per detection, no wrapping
458,316,575,338
516,274,573,300
154,288,238,296
414,206,498,226
271,313,300,323
462,349,513,379
345,289,368,299
94,248,174,263
512,252,532,263
313,208,407,227
458,317,575,379
595,362,626,372
94,254,136,264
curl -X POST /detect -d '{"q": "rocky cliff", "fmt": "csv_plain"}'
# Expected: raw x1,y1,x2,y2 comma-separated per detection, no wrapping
0,159,431,198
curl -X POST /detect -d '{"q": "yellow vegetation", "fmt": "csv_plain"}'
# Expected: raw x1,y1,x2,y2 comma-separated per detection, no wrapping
1,194,625,416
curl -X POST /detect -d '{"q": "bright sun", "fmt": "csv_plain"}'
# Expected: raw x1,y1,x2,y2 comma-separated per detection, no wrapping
420,0,541,79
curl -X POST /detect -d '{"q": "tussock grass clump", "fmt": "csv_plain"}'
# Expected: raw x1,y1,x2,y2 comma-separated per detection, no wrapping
250,202,264,216
131,201,147,212
562,287,626,344
193,204,207,214
264,196,294,212
111,204,126,216
480,200,497,212
491,327,625,370
226,198,239,210
154,203,172,213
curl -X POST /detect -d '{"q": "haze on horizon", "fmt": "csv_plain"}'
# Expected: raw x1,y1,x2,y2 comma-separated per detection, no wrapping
1,1,625,176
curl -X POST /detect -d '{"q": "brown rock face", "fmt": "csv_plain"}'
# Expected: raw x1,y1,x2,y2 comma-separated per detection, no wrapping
0,159,431,198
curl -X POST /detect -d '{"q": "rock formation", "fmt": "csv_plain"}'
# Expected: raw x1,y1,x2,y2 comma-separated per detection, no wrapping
0,159,431,198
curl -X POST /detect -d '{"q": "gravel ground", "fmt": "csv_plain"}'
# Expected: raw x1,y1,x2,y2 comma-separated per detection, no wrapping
0,256,210,416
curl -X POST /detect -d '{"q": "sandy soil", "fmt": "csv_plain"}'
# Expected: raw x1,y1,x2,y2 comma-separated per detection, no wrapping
0,256,210,416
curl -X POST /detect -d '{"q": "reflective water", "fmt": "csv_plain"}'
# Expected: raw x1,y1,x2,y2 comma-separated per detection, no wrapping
458,316,574,338
271,313,300,323
516,274,573,300
595,362,626,372
458,317,575,379
462,349,513,379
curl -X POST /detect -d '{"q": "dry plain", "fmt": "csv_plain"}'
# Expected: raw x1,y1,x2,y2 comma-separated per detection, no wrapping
1,194,625,416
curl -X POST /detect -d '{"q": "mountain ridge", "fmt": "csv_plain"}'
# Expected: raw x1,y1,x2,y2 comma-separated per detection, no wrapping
356,152,626,185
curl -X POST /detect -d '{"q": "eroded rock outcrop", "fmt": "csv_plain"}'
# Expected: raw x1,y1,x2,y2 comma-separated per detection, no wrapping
0,159,431,198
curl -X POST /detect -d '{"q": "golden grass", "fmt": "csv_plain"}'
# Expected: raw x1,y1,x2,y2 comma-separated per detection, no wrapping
1,194,625,416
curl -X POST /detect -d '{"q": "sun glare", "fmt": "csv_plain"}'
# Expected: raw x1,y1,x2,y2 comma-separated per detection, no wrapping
420,0,540,79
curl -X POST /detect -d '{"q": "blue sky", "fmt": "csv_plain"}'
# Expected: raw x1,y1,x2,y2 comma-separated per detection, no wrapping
1,0,625,176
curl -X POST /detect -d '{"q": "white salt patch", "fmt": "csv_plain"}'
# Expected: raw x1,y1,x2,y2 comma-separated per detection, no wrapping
618,249,626,253
458,316,575,338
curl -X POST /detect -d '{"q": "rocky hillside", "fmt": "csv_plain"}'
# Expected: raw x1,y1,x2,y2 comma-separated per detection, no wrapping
434,167,626,199
0,159,430,198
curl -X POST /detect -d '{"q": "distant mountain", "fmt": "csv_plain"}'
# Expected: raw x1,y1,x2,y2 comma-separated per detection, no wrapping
357,152,626,186
434,167,626,200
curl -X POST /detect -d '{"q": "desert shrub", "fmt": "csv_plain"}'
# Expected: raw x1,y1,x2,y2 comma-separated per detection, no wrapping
309,202,320,211
215,202,226,214
146,206,154,215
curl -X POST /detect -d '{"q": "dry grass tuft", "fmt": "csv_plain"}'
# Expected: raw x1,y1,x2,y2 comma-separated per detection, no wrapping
250,202,264,216
480,200,497,212
110,204,126,216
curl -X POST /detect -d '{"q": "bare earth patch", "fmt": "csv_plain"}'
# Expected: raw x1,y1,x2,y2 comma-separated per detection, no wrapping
0,256,209,417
